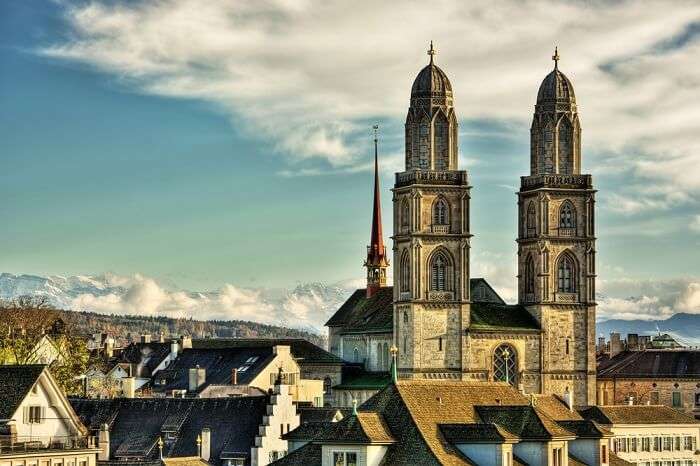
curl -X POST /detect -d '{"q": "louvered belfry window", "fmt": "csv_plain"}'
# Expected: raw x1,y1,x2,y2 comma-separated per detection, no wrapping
558,255,575,292
431,254,447,291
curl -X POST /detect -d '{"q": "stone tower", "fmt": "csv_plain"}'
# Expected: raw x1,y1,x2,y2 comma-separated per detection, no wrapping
517,49,597,406
393,43,471,378
365,126,389,298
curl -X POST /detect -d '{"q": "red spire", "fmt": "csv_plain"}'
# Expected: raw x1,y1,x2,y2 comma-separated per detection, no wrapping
365,126,388,297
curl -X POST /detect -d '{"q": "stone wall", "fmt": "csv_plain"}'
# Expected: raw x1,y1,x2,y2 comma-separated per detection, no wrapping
597,378,700,415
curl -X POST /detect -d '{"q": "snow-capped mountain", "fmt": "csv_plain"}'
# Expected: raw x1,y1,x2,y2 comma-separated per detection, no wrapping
0,273,352,333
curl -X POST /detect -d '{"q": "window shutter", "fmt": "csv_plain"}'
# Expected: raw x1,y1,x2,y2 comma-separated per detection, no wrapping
41,406,46,424
23,406,29,423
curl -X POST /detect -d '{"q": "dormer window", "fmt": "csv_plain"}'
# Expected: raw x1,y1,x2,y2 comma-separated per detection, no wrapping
332,452,357,466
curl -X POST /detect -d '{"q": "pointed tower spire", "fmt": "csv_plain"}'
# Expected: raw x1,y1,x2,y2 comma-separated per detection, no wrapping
365,125,388,298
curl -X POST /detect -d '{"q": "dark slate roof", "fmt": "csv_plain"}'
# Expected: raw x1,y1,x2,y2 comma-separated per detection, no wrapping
297,407,349,424
537,68,576,103
310,413,394,444
152,347,274,393
192,339,342,365
580,405,699,425
470,303,540,332
439,423,519,443
556,420,611,439
0,364,45,421
269,443,321,466
282,422,333,442
70,397,269,466
325,287,393,333
412,61,453,96
118,342,172,377
610,452,635,466
475,406,574,440
333,370,391,390
597,350,700,379
327,279,525,334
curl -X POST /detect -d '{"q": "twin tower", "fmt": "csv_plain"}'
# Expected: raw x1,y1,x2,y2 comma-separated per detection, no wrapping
366,45,596,405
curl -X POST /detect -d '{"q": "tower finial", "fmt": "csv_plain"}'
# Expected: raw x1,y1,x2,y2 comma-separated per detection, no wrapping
552,46,560,70
428,40,436,64
390,345,398,383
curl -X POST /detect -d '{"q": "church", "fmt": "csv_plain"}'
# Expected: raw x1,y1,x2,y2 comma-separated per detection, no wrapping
326,44,597,408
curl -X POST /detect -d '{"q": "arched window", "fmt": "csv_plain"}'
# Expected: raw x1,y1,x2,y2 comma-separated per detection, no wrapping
493,344,518,386
401,199,410,229
526,202,536,235
430,251,450,291
559,201,576,229
400,251,411,293
541,125,555,174
433,198,448,225
525,255,535,295
323,376,332,394
434,112,449,170
558,119,572,175
557,254,576,293
353,347,360,363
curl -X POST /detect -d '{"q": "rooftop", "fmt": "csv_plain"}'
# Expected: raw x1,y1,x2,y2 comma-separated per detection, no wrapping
580,405,700,425
0,364,45,421
597,350,700,379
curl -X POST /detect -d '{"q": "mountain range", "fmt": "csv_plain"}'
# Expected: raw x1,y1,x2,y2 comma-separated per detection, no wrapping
1,273,699,344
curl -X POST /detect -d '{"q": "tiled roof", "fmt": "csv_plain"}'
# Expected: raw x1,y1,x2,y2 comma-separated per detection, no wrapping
297,407,349,424
307,413,394,444
71,397,269,466
439,423,520,443
610,452,635,466
269,443,321,466
469,303,540,332
152,347,274,393
162,457,210,466
580,405,700,425
282,422,332,442
192,338,343,365
0,364,45,421
597,350,700,379
475,406,574,440
120,342,172,376
531,395,582,421
568,454,587,466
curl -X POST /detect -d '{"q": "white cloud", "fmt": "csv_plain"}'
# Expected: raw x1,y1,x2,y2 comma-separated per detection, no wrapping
690,215,700,232
42,0,700,206
597,277,700,320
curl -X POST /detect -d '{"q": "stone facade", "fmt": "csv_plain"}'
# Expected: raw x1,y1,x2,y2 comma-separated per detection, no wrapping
597,378,700,415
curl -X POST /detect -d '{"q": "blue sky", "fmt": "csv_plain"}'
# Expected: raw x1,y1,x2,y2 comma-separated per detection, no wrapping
2,1,700,322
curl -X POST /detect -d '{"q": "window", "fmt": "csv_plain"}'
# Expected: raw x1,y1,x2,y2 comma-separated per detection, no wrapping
650,391,660,404
433,198,448,225
683,436,694,450
26,406,42,424
400,251,411,293
245,356,259,363
664,436,672,451
560,201,576,228
333,452,358,466
438,337,443,352
525,255,535,295
642,437,651,452
601,444,608,464
631,437,638,452
565,339,570,355
430,251,449,291
324,376,332,394
553,447,563,466
557,254,576,293
493,344,517,386
526,202,536,235
654,436,661,451
352,347,360,363
673,391,682,407
401,200,410,229
674,436,682,451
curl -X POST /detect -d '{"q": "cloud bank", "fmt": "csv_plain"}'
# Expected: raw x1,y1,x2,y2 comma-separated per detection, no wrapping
43,0,700,212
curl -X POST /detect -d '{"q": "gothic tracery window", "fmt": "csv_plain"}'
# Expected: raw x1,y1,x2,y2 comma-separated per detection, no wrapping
430,251,450,291
526,202,536,236
559,201,576,229
433,198,448,225
400,251,411,293
558,120,572,174
493,344,518,386
525,255,535,295
557,254,576,293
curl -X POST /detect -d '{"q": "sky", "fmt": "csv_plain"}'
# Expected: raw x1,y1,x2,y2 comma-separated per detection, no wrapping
1,0,700,323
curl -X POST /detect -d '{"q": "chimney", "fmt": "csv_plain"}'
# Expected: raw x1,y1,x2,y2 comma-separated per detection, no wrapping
140,334,151,344
188,366,206,392
563,387,573,411
609,332,622,358
122,377,136,398
158,333,165,343
98,424,110,461
231,368,238,385
170,340,179,359
180,335,192,349
200,428,211,461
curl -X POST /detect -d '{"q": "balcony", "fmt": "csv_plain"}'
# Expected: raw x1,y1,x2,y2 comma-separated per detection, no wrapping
555,293,578,304
431,224,450,234
395,170,469,188
558,227,576,237
520,174,592,191
0,435,92,455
